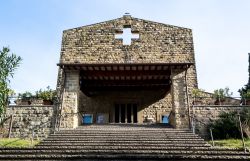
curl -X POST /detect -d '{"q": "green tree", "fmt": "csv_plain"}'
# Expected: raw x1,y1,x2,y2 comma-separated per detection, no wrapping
238,53,250,99
0,47,22,116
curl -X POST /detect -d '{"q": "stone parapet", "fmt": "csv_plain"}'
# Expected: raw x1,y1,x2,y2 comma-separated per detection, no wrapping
3,105,54,139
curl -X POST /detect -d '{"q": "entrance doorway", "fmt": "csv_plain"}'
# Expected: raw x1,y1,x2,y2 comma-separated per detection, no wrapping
114,103,137,123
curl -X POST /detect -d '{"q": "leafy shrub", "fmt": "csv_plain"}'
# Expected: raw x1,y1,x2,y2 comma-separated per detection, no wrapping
213,87,233,101
35,86,56,101
191,88,205,98
209,108,250,139
18,91,33,100
209,111,241,139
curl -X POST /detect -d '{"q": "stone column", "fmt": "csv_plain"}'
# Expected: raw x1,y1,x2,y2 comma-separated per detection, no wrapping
171,69,189,129
125,105,127,123
60,70,80,128
119,106,121,123
131,108,134,123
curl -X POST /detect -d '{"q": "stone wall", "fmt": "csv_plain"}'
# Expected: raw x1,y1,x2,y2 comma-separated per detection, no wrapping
193,91,241,106
193,105,249,138
60,15,195,64
4,105,54,139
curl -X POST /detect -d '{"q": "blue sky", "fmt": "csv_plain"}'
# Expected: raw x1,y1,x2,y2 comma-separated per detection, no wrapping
0,0,250,96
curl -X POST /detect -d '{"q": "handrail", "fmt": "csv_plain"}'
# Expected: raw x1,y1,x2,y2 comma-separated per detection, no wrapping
193,96,242,99
54,68,66,134
30,120,53,145
237,113,247,153
192,96,250,106
8,115,13,138
54,111,86,132
188,111,215,148
0,115,12,126
0,115,13,138
55,111,90,131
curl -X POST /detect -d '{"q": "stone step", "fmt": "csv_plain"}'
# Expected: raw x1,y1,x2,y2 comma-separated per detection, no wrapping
36,144,210,148
39,140,206,145
71,126,186,128
0,149,247,155
50,133,199,136
49,135,201,139
44,137,204,142
0,147,244,154
0,153,249,160
39,141,207,145
52,131,197,134
41,141,207,145
57,132,193,135
75,125,174,128
58,128,192,130
1,146,240,151
53,129,196,134
46,137,203,141
48,135,201,138
2,125,249,160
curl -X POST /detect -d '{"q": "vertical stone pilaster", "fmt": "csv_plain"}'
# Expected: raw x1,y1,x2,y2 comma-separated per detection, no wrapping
171,70,189,129
61,70,80,128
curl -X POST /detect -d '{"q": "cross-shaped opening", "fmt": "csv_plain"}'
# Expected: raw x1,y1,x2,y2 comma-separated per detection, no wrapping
115,26,139,45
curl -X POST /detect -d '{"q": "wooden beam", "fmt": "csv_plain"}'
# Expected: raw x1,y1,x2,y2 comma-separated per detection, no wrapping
81,79,170,86
82,84,170,91
80,69,171,77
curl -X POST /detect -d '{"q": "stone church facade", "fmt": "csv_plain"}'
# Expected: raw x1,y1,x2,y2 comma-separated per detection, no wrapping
57,14,198,129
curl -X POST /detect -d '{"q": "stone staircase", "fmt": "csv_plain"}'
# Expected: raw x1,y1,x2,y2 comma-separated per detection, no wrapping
0,124,249,160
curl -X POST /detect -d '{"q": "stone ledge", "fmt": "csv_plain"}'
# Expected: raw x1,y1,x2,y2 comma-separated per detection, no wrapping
7,105,54,108
193,105,250,108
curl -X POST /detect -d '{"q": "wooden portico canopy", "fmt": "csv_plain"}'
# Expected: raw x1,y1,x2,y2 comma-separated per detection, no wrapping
58,63,193,96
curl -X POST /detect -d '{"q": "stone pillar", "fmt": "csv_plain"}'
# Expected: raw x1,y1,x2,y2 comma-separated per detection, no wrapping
171,69,189,129
60,70,80,128
125,106,127,123
119,106,121,123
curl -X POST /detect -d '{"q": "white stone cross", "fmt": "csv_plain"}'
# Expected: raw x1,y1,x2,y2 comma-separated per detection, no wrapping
115,27,139,45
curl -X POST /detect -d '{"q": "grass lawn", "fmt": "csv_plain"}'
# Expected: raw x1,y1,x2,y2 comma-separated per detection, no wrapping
0,138,39,148
209,139,250,149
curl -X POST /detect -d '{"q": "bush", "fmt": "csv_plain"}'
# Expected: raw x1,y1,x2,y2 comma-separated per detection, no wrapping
213,87,233,101
18,91,33,100
35,86,56,101
209,108,250,139
209,111,241,139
